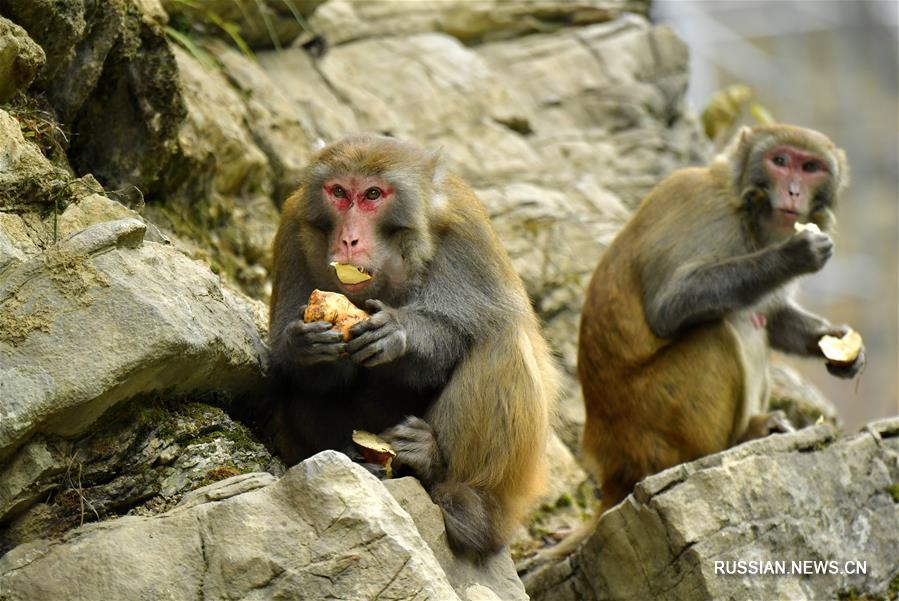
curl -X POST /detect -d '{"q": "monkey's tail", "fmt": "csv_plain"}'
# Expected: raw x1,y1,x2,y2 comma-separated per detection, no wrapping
537,509,603,562
430,481,505,557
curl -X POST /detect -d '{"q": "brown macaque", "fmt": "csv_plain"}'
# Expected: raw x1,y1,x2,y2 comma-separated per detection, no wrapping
266,135,558,557
578,125,863,515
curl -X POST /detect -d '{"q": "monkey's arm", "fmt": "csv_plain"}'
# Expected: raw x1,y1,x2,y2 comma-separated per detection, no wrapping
766,302,832,355
347,232,509,388
644,230,833,338
767,304,865,378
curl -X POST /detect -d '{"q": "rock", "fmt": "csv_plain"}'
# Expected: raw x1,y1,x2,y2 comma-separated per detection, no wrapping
524,420,899,601
0,401,283,552
66,6,185,194
769,362,842,429
0,16,44,102
0,216,267,461
161,0,324,50
0,108,69,210
1,0,187,192
317,32,532,140
309,0,638,47
0,451,464,601
385,477,529,601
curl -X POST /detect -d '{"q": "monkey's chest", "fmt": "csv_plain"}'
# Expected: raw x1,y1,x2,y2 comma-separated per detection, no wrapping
726,308,771,415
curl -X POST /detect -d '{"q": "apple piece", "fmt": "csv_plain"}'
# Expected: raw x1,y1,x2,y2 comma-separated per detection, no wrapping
794,222,822,234
818,329,863,366
352,430,396,478
330,261,372,285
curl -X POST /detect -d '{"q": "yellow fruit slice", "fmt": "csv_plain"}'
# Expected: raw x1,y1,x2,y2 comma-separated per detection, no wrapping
818,329,863,365
330,261,372,284
352,430,396,478
794,222,822,234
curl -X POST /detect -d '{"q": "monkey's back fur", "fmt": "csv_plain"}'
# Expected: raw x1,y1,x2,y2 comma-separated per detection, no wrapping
578,163,769,506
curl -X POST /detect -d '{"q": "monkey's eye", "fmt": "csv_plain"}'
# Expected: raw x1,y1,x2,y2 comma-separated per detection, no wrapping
802,161,820,173
331,185,346,198
365,187,382,201
772,155,788,167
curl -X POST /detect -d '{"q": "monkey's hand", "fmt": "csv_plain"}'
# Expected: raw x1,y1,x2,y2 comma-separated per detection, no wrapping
346,300,408,367
283,305,346,365
783,229,833,275
381,416,446,485
822,325,866,379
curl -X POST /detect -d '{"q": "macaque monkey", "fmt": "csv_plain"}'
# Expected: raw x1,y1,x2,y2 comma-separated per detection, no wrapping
578,125,863,515
267,135,558,557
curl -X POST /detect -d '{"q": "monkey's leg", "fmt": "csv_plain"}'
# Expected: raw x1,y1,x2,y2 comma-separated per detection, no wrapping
406,326,550,557
383,416,502,554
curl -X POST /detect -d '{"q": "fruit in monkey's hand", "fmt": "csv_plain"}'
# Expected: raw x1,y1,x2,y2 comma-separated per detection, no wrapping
794,222,822,234
818,329,863,366
303,289,370,341
330,261,372,284
352,430,396,478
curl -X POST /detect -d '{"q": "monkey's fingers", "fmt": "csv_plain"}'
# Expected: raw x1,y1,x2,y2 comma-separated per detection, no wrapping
296,341,346,363
364,299,388,313
346,325,391,354
288,320,333,335
348,311,391,338
348,339,384,365
826,347,865,379
302,328,346,344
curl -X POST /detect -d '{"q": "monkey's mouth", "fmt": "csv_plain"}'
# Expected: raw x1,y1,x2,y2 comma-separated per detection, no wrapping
776,208,801,225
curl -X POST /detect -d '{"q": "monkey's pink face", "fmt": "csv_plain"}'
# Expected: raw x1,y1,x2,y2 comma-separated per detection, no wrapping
764,145,829,229
323,175,395,293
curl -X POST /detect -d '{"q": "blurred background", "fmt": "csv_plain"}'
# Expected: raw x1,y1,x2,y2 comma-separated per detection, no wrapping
653,0,898,430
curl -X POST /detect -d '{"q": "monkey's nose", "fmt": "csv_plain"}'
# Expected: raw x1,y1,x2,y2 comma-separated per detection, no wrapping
342,237,359,249
789,181,801,197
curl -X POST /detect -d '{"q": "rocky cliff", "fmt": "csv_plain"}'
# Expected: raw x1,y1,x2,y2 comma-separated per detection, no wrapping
0,1,895,600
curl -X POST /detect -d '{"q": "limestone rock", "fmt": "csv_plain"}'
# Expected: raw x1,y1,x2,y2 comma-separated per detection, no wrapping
0,451,463,601
0,216,267,460
0,109,69,210
769,362,842,429
385,477,529,601
161,0,324,49
0,401,283,552
524,420,899,601
309,0,639,47
0,16,44,102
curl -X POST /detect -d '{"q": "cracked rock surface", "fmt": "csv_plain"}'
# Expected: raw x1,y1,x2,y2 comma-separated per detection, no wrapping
0,451,521,601
523,418,899,601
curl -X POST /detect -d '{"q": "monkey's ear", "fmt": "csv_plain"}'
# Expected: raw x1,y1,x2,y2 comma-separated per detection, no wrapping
834,147,851,194
425,147,446,184
722,126,753,160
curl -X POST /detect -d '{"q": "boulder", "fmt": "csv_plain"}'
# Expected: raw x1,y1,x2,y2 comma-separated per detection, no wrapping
161,0,324,49
0,214,267,460
386,477,529,601
0,401,283,552
0,16,44,102
524,419,899,601
0,109,69,210
0,451,485,600
309,0,639,46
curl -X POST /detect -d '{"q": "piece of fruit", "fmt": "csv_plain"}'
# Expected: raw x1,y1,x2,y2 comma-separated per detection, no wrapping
794,222,822,234
303,289,369,341
330,261,372,285
818,329,863,366
352,430,396,478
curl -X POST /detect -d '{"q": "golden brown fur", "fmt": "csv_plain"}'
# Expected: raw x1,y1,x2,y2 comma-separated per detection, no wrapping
267,135,558,556
553,126,857,557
